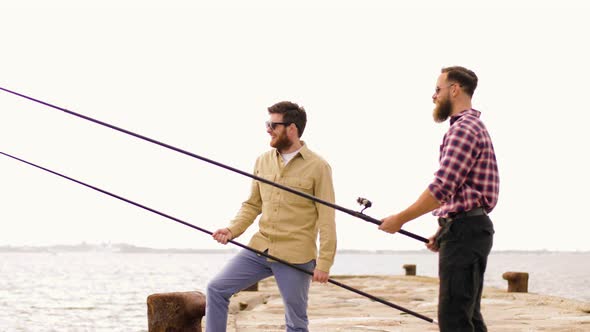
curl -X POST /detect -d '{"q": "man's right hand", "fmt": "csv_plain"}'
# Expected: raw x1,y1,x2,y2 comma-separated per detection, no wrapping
425,226,441,252
212,228,233,245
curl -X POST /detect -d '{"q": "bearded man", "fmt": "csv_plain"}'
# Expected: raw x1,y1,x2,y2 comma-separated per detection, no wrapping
206,101,336,332
379,66,499,332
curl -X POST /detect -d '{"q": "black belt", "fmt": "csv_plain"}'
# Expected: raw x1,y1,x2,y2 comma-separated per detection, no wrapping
438,207,487,226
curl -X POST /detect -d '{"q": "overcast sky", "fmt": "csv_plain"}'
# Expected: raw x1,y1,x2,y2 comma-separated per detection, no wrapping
1,0,589,251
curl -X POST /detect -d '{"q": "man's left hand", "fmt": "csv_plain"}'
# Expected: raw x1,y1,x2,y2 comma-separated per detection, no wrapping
312,269,329,283
379,214,405,234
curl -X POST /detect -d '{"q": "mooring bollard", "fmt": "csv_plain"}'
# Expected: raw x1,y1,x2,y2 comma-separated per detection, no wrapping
502,272,529,293
403,264,416,276
147,291,206,332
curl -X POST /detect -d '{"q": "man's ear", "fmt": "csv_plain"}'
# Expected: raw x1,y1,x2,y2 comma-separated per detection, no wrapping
289,123,298,136
451,84,461,97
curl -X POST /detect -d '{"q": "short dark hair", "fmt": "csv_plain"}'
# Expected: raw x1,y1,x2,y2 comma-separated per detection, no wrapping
442,66,478,97
267,101,307,137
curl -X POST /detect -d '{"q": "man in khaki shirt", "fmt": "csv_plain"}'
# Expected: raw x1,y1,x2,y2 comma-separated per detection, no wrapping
206,101,337,332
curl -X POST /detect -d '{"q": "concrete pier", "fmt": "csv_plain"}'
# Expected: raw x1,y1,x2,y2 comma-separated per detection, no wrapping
214,275,590,331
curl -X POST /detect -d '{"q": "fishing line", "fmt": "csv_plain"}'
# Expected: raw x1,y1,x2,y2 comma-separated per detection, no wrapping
0,150,436,324
0,86,428,243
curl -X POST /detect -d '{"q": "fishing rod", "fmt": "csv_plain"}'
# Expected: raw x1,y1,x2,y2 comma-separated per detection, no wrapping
0,151,437,324
0,86,428,243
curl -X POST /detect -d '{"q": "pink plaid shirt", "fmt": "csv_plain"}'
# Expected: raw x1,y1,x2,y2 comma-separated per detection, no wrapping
429,109,499,218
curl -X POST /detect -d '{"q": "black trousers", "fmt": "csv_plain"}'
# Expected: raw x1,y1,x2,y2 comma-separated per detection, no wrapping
436,215,494,332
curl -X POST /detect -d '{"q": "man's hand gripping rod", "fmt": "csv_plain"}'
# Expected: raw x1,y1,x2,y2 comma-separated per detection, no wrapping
355,197,428,243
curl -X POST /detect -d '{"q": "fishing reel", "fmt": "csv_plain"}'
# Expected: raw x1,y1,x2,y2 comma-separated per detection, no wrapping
356,197,372,214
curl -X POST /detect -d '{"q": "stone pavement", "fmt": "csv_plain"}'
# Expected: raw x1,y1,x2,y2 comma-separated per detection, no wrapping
212,275,590,331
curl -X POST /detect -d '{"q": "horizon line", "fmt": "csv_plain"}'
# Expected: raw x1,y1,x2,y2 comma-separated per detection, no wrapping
0,242,588,253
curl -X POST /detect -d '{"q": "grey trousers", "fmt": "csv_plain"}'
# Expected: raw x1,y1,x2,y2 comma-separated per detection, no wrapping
205,249,315,332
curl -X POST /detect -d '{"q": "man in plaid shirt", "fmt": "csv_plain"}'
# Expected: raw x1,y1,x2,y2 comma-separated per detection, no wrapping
379,66,499,332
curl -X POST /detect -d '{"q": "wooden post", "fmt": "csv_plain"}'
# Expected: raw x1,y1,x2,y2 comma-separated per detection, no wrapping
403,264,416,276
502,272,529,293
147,291,206,332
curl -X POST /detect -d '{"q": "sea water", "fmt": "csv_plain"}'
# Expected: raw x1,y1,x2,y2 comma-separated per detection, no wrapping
1,251,588,331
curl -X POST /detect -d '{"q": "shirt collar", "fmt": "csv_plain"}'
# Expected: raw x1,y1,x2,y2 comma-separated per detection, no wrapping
273,141,310,159
450,108,481,125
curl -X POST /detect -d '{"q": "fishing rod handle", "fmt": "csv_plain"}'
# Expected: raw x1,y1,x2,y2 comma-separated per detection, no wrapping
350,211,429,243
398,229,429,243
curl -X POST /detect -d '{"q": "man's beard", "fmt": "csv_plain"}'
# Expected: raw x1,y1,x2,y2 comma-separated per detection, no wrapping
433,97,452,123
271,130,293,151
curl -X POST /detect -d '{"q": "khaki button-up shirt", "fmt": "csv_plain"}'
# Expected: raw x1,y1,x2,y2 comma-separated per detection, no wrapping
227,142,337,272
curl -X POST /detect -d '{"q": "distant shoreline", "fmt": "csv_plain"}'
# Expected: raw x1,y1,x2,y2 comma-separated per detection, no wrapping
0,243,237,254
1,243,588,254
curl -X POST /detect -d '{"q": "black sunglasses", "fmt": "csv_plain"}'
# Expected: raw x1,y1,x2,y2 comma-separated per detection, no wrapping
265,121,292,130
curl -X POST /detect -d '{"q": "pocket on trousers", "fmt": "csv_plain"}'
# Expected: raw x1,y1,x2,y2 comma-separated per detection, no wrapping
446,222,464,242
449,265,475,303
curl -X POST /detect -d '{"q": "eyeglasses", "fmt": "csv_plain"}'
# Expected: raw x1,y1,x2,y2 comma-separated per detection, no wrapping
265,121,292,130
434,83,459,95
